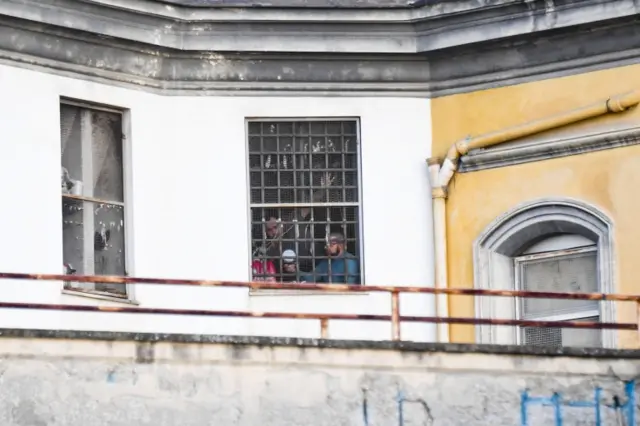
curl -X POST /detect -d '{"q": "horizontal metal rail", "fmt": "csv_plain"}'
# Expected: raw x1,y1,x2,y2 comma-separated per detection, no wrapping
2,272,639,302
0,272,638,341
0,301,633,330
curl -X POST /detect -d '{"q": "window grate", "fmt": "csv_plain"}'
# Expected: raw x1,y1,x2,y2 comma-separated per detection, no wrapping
522,316,602,348
247,120,362,285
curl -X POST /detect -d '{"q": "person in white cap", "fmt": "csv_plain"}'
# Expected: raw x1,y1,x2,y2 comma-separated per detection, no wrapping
280,249,300,282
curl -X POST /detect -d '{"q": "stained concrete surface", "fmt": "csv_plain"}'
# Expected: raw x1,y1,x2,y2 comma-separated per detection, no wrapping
0,330,638,425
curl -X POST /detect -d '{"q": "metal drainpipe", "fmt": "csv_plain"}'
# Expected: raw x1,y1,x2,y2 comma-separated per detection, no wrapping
428,158,450,343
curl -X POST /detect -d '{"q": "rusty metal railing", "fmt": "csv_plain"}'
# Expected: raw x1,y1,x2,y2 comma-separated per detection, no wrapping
0,272,639,341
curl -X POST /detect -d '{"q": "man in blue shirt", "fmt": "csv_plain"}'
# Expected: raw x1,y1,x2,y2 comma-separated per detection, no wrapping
303,232,360,285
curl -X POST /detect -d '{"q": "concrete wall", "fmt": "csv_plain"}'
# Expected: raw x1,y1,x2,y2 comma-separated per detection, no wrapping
430,64,640,347
0,63,435,342
0,330,638,426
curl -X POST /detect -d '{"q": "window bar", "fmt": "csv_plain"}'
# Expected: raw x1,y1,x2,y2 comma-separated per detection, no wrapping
260,166,265,211
343,206,349,283
326,210,332,283
307,126,313,206
80,109,95,289
276,134,282,200
294,210,301,283
264,215,270,281
258,216,265,281
310,202,316,283
324,130,330,205
342,169,347,204
341,136,347,204
292,134,298,203
250,202,357,208
292,216,299,283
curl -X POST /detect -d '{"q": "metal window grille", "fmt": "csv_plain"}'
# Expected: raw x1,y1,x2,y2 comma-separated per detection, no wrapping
60,102,127,297
515,247,601,348
247,119,362,285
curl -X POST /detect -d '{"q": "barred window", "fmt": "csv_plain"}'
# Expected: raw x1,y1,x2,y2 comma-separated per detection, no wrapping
60,102,127,298
248,119,362,285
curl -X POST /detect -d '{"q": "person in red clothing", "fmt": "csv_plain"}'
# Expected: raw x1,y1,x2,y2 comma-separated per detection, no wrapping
251,258,276,282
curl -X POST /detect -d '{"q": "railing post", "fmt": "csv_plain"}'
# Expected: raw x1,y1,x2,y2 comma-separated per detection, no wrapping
391,291,400,341
637,301,640,342
320,318,329,339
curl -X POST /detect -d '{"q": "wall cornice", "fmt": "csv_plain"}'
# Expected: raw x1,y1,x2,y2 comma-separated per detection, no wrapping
459,127,640,173
155,0,424,7
1,1,640,96
3,0,638,53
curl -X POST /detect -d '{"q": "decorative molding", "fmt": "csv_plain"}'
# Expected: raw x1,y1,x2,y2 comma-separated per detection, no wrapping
155,0,424,8
473,199,616,348
459,127,640,173
4,0,636,53
1,2,640,95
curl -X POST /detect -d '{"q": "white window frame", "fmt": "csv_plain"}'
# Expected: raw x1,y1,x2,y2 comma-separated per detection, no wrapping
245,117,365,291
60,99,136,303
513,246,600,346
473,198,616,348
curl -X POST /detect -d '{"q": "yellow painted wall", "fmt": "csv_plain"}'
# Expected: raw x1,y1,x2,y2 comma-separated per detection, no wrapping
431,64,640,348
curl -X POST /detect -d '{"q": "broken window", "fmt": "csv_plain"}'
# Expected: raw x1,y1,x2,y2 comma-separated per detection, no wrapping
248,120,362,285
60,102,127,297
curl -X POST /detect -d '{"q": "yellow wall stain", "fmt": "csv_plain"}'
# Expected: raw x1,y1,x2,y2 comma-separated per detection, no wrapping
431,64,640,348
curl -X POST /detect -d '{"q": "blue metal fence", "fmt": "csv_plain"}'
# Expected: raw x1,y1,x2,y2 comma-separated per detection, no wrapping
520,380,636,426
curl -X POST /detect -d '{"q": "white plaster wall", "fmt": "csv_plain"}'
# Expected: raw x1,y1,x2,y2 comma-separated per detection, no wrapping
0,63,435,341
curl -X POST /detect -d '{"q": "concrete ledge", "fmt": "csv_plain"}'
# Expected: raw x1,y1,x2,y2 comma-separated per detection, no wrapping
0,326,637,424
1,328,639,359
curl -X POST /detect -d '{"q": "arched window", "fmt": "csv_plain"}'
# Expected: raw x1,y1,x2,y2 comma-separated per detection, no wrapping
473,199,615,348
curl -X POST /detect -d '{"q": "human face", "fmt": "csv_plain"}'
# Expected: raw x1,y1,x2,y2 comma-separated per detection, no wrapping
265,218,279,238
325,238,343,257
283,262,296,273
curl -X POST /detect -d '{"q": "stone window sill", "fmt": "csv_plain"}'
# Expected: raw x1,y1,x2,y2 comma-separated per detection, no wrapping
62,289,140,306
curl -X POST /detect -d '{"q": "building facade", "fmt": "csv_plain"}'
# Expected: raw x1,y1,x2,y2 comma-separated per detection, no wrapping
0,0,639,346
433,66,640,349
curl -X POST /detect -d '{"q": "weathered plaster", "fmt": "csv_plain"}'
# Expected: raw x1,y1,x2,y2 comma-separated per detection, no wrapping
1,0,640,95
0,329,637,425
